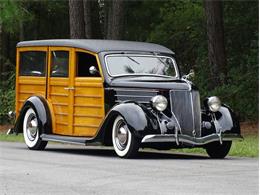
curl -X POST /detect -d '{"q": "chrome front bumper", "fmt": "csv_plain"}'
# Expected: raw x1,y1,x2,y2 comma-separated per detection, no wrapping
141,133,243,146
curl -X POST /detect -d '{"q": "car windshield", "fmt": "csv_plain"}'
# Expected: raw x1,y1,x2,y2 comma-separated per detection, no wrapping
105,55,178,78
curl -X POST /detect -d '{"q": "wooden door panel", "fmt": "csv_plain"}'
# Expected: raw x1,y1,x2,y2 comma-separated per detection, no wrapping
49,78,70,135
72,77,104,136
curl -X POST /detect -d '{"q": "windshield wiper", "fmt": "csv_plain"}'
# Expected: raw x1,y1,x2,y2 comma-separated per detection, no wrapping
127,56,140,65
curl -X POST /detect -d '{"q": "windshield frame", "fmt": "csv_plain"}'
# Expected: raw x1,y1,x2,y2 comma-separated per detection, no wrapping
104,54,180,79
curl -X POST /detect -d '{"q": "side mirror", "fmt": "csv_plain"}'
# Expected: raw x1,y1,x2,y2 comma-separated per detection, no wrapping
89,66,99,75
182,69,195,80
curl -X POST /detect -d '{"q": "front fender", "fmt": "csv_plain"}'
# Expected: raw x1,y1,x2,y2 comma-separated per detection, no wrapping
14,96,52,134
96,102,160,144
112,103,147,132
215,105,240,134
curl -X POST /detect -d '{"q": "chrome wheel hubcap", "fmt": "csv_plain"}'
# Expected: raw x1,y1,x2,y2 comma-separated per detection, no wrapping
115,120,129,151
26,113,38,141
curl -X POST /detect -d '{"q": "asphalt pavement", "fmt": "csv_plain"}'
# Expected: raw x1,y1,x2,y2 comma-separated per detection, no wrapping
0,141,258,195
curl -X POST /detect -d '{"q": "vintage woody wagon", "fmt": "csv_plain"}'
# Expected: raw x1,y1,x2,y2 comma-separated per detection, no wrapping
11,39,242,158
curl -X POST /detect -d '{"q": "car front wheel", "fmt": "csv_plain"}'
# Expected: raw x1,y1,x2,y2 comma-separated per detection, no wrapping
112,115,140,158
23,108,47,150
205,141,232,159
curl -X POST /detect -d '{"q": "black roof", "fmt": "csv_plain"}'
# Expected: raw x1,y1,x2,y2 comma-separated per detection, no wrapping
17,39,174,54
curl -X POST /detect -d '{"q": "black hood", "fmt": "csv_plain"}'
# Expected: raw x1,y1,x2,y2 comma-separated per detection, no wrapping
108,77,191,90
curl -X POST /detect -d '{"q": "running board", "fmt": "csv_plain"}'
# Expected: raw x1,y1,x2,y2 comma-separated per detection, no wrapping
41,134,94,145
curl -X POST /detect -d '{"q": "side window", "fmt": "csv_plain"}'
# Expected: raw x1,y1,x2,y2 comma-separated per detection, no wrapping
51,51,69,77
19,51,46,76
76,52,100,77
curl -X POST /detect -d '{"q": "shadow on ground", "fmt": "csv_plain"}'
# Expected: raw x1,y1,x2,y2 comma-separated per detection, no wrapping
43,147,209,160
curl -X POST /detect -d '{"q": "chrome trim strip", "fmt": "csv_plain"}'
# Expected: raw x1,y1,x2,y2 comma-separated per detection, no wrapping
193,91,201,136
141,133,243,145
115,100,150,104
190,91,195,136
113,88,159,93
115,94,153,98
171,111,182,135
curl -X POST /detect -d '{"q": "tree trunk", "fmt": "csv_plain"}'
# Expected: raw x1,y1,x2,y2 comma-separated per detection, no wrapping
104,0,112,39
83,0,92,38
204,0,227,86
105,0,124,40
83,0,102,39
19,21,24,41
0,22,3,88
69,0,85,39
90,0,102,39
0,30,10,89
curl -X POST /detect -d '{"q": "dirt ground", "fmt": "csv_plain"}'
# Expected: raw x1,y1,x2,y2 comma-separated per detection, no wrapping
0,122,258,135
0,124,13,133
240,121,259,135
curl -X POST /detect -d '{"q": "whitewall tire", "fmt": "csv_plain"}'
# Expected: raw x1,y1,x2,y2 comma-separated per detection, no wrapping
112,115,139,158
23,108,47,150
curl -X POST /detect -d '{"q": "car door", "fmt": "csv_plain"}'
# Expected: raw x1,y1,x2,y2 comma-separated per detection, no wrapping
71,49,105,137
47,47,74,135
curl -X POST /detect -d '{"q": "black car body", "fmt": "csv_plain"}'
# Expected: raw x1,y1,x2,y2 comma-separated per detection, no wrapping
12,39,242,158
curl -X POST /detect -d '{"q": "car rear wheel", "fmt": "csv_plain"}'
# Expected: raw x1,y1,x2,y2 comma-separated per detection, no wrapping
112,115,140,158
205,141,232,159
23,108,47,150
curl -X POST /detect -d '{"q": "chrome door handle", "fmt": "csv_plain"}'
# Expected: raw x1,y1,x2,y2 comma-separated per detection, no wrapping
64,87,75,90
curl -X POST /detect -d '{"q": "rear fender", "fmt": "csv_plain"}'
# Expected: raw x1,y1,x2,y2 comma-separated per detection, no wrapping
14,96,52,134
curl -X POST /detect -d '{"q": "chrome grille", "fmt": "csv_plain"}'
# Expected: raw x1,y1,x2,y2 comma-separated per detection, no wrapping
170,90,201,137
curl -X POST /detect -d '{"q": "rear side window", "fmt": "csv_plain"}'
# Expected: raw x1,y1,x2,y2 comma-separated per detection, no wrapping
51,51,69,77
19,51,46,76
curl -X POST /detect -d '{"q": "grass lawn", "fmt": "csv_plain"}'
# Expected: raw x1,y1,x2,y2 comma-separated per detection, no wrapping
0,133,258,158
0,133,24,142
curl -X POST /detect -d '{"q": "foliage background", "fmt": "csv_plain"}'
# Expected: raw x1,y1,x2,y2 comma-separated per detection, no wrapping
0,0,258,124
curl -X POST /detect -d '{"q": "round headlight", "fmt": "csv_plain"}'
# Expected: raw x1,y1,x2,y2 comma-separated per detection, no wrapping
151,95,168,112
207,96,221,112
